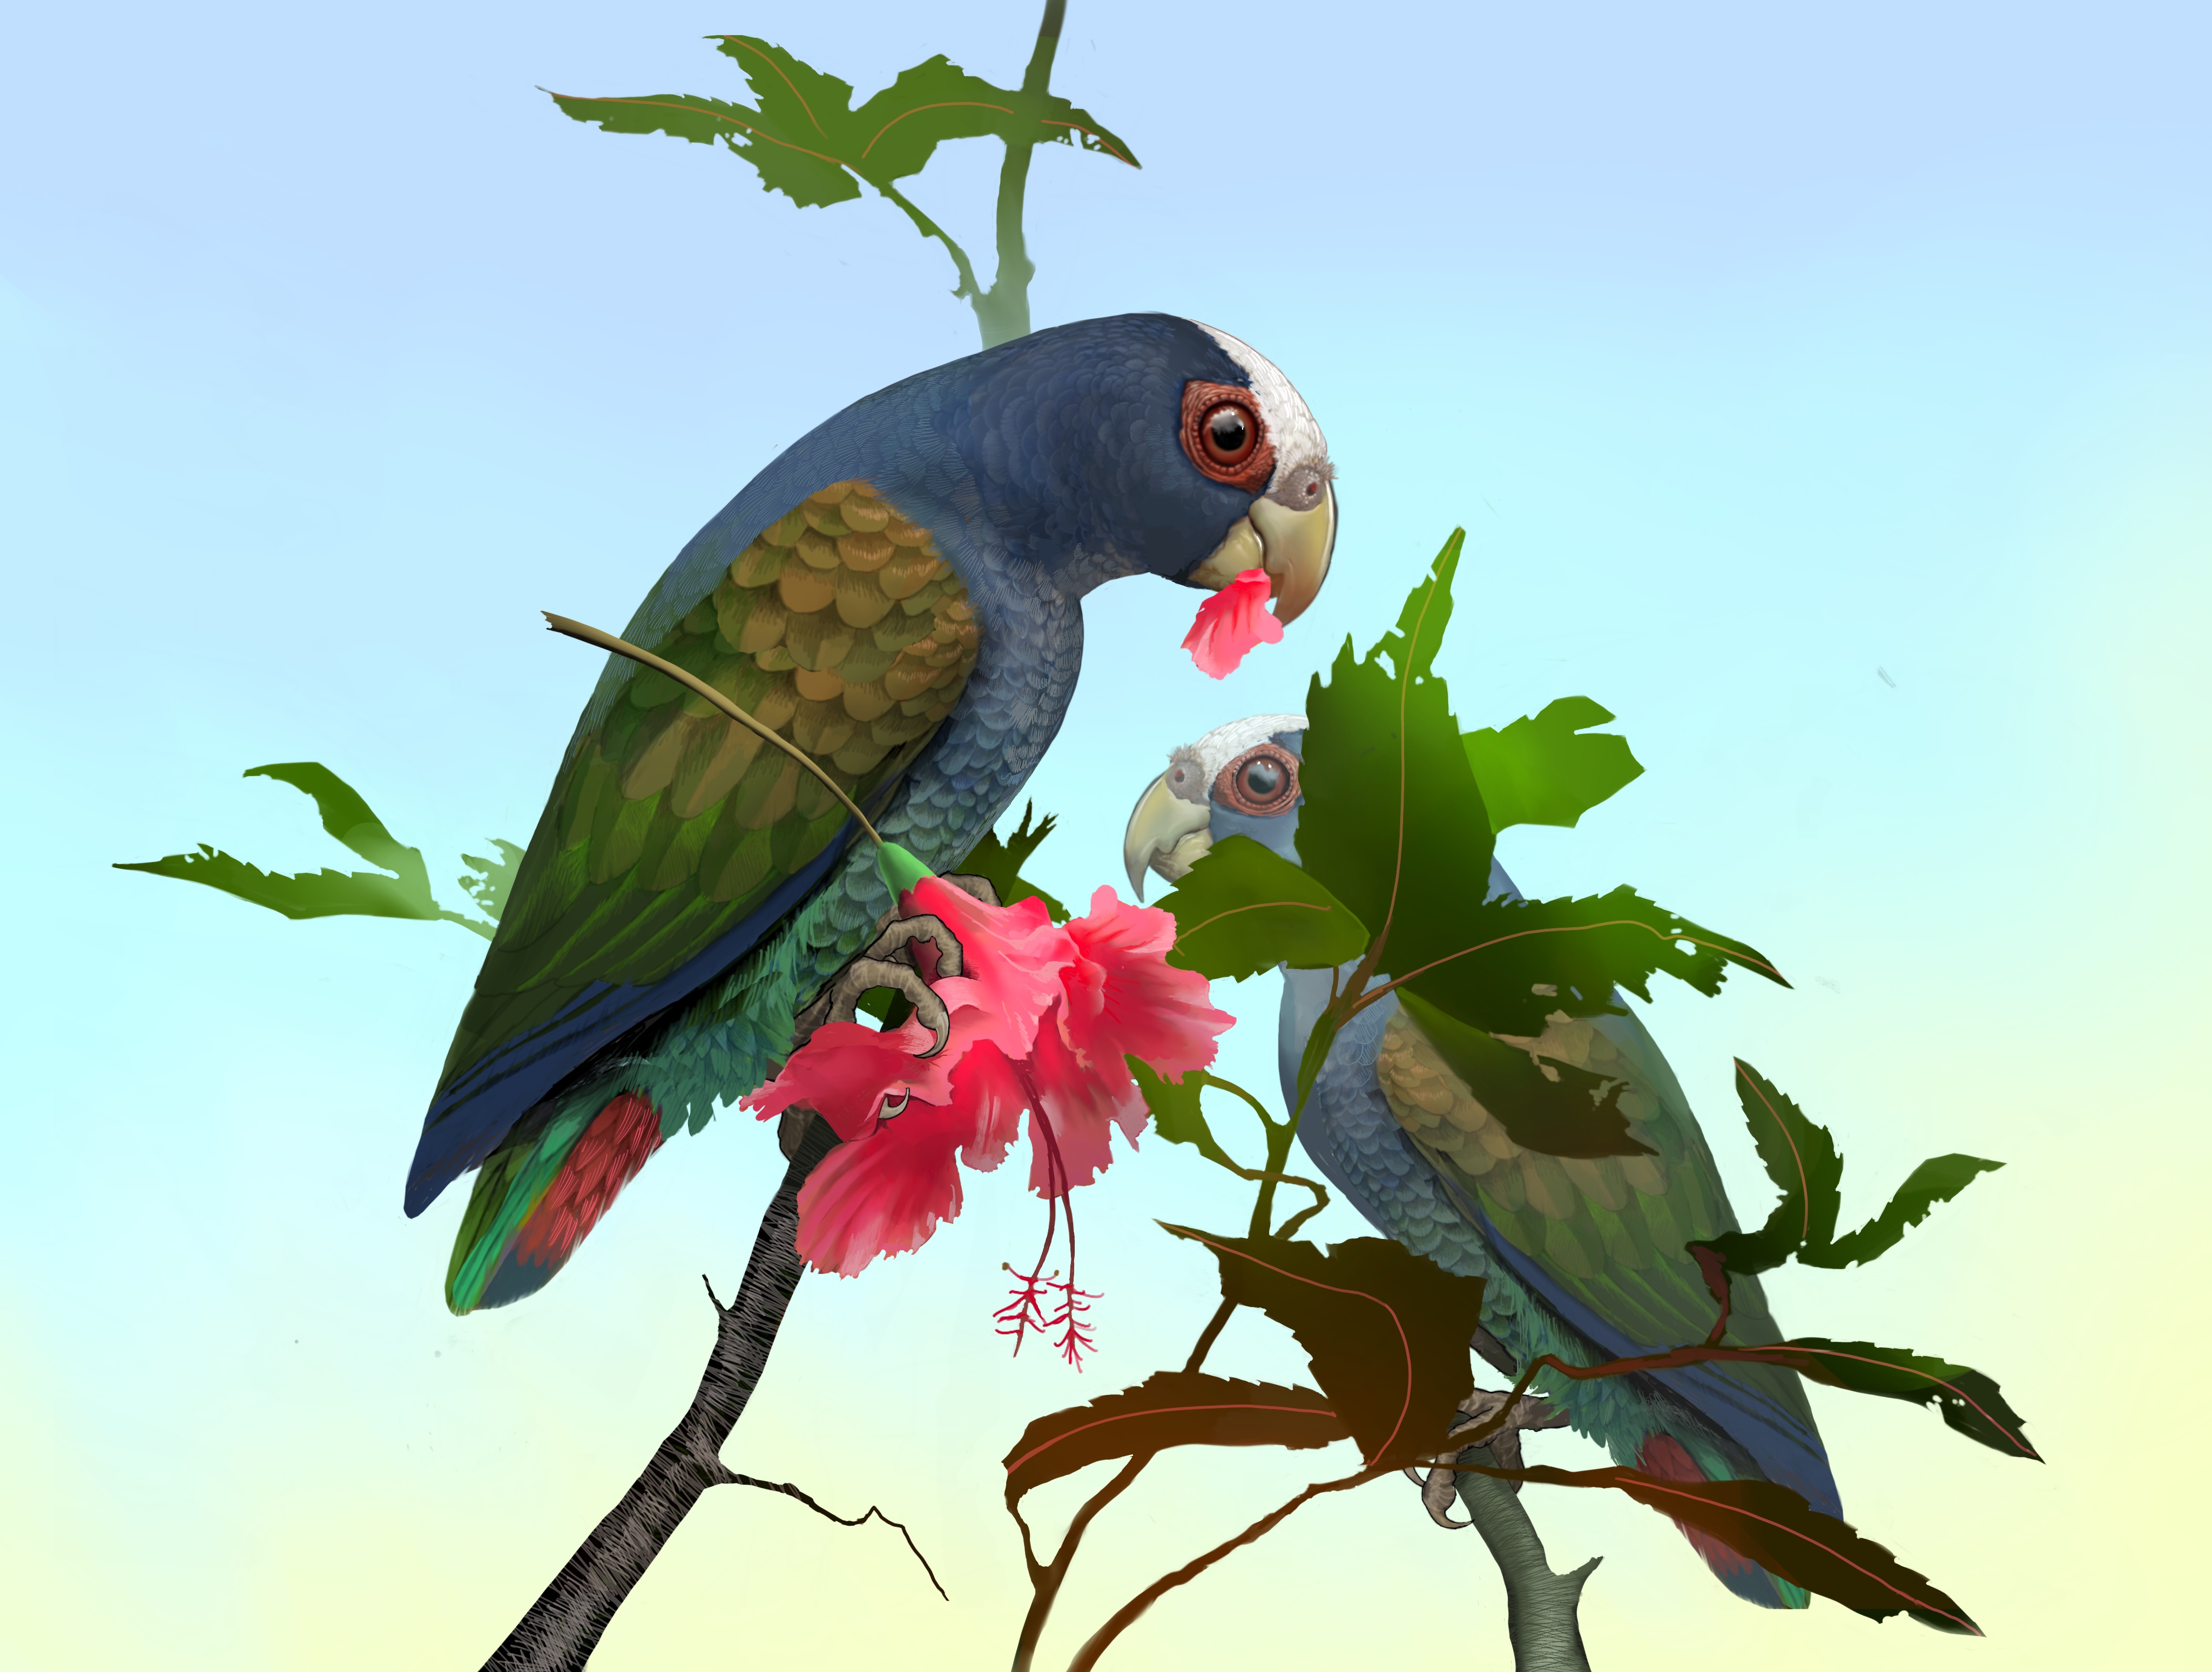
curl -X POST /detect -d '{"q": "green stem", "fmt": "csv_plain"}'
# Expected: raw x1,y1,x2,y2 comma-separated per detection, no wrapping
972,0,1066,347
875,178,984,302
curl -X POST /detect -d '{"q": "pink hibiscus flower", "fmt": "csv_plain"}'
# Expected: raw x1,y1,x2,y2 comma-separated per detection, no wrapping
1183,567,1286,679
745,876,1232,1365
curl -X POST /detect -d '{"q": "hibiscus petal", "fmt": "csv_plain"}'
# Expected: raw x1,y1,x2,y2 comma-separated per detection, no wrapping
794,1095,973,1275
896,877,1076,1061
1181,567,1284,679
1023,1016,1146,1195
1060,886,1235,1078
741,1017,955,1140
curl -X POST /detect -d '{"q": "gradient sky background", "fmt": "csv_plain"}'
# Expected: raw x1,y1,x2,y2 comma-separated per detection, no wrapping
4,1,2206,1666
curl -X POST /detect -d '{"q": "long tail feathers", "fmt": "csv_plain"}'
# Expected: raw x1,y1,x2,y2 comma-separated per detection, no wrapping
445,1093,666,1313
1637,1434,1812,1610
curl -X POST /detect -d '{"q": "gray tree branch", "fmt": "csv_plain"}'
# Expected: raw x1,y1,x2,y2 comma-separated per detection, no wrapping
480,1115,845,1671
1454,1442,1600,1672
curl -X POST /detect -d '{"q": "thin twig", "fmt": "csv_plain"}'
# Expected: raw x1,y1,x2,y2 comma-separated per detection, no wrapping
542,613,884,847
716,1471,948,1600
1064,1464,1394,1671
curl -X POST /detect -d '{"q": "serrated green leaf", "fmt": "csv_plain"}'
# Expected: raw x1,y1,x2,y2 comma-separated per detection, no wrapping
1462,696,1643,833
1395,884,1787,1040
1396,989,1653,1158
1125,1057,1238,1172
1813,1154,2005,1270
1698,1060,1844,1275
1297,532,1495,954
114,845,442,923
245,763,429,886
959,801,1068,921
1773,1338,2039,1460
552,36,1137,215
458,838,523,926
1163,1227,1485,1471
1156,834,1370,981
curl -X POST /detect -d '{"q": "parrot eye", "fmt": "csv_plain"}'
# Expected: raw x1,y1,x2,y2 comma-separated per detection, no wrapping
1202,406,1253,466
1180,380,1276,491
1213,745,1300,816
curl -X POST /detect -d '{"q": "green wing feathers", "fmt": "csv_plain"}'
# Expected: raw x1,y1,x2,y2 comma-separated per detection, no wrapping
434,481,982,1100
1378,1006,1815,1426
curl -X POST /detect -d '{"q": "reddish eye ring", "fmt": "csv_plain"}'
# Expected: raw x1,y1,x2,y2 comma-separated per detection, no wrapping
1212,745,1300,815
1181,380,1276,491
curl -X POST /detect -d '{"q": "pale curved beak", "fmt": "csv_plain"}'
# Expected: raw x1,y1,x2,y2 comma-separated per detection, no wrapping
1182,480,1338,626
1122,772,1213,900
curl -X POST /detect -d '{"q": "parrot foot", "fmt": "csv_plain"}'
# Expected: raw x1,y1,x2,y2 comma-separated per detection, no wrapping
789,873,1003,1057
1416,1387,1572,1527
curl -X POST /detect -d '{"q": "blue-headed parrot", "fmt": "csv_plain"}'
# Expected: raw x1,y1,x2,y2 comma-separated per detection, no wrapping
408,316,1338,1313
1123,714,1840,1609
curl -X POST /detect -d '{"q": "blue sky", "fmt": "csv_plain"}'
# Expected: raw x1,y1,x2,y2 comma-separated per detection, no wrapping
3,2,2206,1666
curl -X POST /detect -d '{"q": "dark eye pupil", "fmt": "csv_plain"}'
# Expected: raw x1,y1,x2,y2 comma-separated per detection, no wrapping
1243,760,1281,797
1207,409,1248,455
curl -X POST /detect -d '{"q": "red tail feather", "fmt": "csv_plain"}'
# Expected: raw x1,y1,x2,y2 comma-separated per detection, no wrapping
1636,1434,1764,1583
511,1094,666,1268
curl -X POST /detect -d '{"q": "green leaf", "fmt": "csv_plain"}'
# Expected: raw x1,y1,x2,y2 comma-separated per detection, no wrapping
1771,1339,2039,1461
114,763,446,925
551,35,1137,214
113,845,443,924
1126,1057,1239,1172
457,839,524,929
1397,885,1788,1041
1815,1154,2006,1270
1163,1227,1486,1471
1698,1060,1845,1275
1297,531,1496,959
1156,834,1371,981
1473,1462,1980,1634
959,801,1068,921
1700,1063,2003,1279
1003,1372,1344,1511
1462,697,1643,833
1291,1006,1342,1121
1397,990,1653,1159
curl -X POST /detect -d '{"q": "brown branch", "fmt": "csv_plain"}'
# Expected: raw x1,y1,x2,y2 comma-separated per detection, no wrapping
1064,1464,1394,1671
1006,1298,1240,1671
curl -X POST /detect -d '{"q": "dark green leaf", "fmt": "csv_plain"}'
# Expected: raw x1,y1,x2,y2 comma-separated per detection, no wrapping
1771,1339,2039,1460
1463,697,1644,832
1297,531,1497,959
1815,1154,2005,1270
1698,1060,1845,1275
1397,885,1788,1040
1163,1227,1486,1471
1003,1372,1344,1510
959,801,1068,921
1156,834,1370,981
1397,990,1652,1159
1471,1461,1980,1634
1126,1057,1239,1172
1291,1006,1342,1121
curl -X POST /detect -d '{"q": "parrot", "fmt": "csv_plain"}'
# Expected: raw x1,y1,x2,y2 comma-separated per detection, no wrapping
1123,713,1840,1609
408,316,1338,1314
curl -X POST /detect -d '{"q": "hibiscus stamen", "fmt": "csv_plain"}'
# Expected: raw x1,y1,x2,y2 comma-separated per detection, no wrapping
994,1061,1100,1368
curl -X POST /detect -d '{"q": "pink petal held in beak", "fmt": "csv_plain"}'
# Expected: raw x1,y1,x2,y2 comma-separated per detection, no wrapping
1183,567,1284,679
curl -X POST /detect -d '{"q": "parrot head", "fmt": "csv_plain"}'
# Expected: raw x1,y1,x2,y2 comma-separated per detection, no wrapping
1123,711,1309,898
929,315,1337,626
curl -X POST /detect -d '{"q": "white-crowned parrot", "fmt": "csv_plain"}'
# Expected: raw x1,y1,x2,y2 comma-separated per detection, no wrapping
1123,713,1840,1608
409,316,1336,1313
